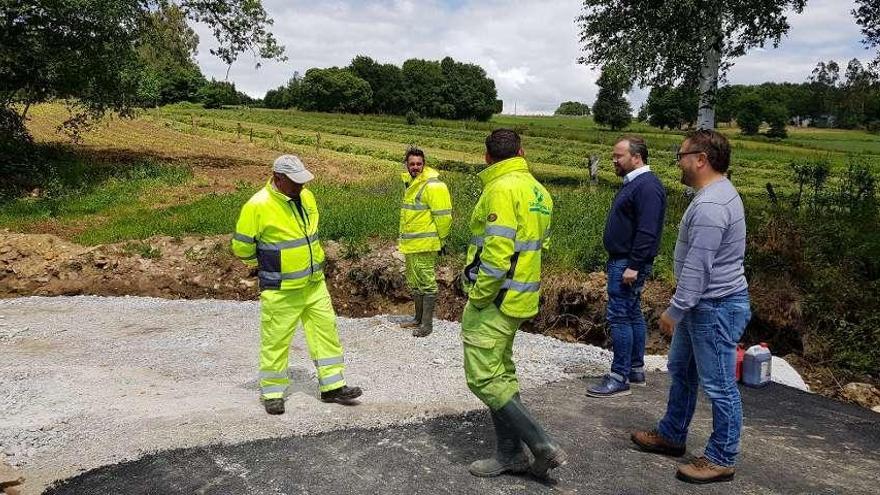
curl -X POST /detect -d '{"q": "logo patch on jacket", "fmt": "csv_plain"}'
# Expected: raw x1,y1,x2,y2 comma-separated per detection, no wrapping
487,213,498,222
528,187,551,215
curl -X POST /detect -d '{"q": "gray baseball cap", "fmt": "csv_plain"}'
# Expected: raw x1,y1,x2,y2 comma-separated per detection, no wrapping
273,155,314,184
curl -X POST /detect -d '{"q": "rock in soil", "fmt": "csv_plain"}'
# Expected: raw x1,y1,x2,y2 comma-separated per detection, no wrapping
841,382,880,409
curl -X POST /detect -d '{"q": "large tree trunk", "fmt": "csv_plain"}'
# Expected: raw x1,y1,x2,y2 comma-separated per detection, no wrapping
697,30,723,130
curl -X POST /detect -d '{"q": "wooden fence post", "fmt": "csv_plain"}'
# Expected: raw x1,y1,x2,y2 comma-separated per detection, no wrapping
589,154,600,185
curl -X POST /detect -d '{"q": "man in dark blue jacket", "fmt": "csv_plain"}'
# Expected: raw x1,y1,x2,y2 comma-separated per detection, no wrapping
588,136,667,398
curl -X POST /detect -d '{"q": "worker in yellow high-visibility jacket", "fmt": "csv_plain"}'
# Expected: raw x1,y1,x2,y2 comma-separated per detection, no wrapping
231,155,362,415
398,147,453,337
462,129,567,479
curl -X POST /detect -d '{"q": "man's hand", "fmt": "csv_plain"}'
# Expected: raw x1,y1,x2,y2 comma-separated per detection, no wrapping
659,310,675,336
622,268,639,285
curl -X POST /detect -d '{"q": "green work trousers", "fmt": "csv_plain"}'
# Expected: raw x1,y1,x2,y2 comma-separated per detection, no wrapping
461,301,527,411
404,251,438,294
259,280,346,399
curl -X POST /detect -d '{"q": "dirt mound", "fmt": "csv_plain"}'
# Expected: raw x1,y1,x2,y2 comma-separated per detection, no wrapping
532,271,673,352
0,231,255,300
0,232,434,315
0,232,674,350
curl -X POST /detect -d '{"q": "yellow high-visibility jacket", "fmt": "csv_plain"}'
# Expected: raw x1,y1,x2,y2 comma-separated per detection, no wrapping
231,181,325,290
462,157,553,319
398,166,453,254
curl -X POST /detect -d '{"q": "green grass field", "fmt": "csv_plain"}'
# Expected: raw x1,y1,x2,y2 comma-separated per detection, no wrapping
4,104,879,281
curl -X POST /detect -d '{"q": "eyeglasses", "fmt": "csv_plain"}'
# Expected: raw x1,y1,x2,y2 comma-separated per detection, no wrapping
675,150,702,161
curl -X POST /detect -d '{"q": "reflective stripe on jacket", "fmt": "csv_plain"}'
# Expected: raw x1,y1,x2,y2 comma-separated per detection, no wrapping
398,166,452,254
231,181,325,290
462,157,552,319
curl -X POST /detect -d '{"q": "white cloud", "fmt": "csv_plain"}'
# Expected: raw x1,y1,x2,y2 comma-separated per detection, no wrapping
724,0,870,85
192,0,871,114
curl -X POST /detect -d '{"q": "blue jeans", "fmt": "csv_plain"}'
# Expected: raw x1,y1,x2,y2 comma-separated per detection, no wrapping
606,258,651,382
657,290,751,467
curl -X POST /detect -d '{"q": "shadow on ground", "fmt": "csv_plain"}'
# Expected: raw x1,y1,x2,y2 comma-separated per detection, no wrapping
44,374,879,495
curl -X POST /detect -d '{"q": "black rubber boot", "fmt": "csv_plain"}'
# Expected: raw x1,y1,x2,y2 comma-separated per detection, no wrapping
320,385,363,404
413,293,435,337
400,292,423,328
468,410,529,477
263,398,285,415
494,394,567,478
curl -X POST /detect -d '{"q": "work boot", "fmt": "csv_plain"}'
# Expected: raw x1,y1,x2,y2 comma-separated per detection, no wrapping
630,429,686,457
494,394,567,479
320,385,363,404
676,456,735,484
399,292,423,328
468,410,530,477
413,293,435,337
263,398,285,415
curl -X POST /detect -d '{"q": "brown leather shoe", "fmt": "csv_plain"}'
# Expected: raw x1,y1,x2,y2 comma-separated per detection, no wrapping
676,456,735,484
631,429,686,457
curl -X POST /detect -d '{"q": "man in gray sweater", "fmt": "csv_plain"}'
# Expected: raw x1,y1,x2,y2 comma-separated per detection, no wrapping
630,130,751,484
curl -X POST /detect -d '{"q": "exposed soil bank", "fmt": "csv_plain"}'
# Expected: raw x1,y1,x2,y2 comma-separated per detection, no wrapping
2,232,875,407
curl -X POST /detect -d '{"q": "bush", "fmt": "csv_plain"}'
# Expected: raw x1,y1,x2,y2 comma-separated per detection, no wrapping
754,163,880,378
749,209,880,378
1,107,37,194
0,108,32,151
644,85,697,129
736,94,763,135
405,109,419,126
198,80,240,109
790,159,831,210
764,103,788,139
834,158,876,214
299,67,373,114
554,101,591,116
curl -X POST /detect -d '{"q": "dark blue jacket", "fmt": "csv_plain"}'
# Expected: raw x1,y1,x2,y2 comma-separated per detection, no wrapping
602,171,667,271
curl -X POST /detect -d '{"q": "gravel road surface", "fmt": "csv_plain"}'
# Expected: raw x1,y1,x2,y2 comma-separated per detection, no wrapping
0,296,668,493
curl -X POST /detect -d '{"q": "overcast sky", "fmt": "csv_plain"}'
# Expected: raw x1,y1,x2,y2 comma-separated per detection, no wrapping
194,0,874,114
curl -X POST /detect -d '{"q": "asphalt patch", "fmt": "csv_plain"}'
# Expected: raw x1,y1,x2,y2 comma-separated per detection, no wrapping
45,375,879,495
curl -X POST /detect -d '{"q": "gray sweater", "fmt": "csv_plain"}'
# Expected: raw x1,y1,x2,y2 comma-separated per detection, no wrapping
667,178,748,322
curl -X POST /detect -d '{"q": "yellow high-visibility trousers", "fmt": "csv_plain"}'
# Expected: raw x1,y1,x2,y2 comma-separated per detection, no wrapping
461,302,526,411
404,251,438,294
259,280,346,399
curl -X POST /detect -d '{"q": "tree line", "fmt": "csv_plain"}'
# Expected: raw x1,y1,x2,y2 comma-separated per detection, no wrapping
640,59,880,137
567,58,880,138
263,56,501,121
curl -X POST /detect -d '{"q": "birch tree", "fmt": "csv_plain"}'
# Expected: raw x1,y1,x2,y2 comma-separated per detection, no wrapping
577,0,807,129
854,0,880,67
